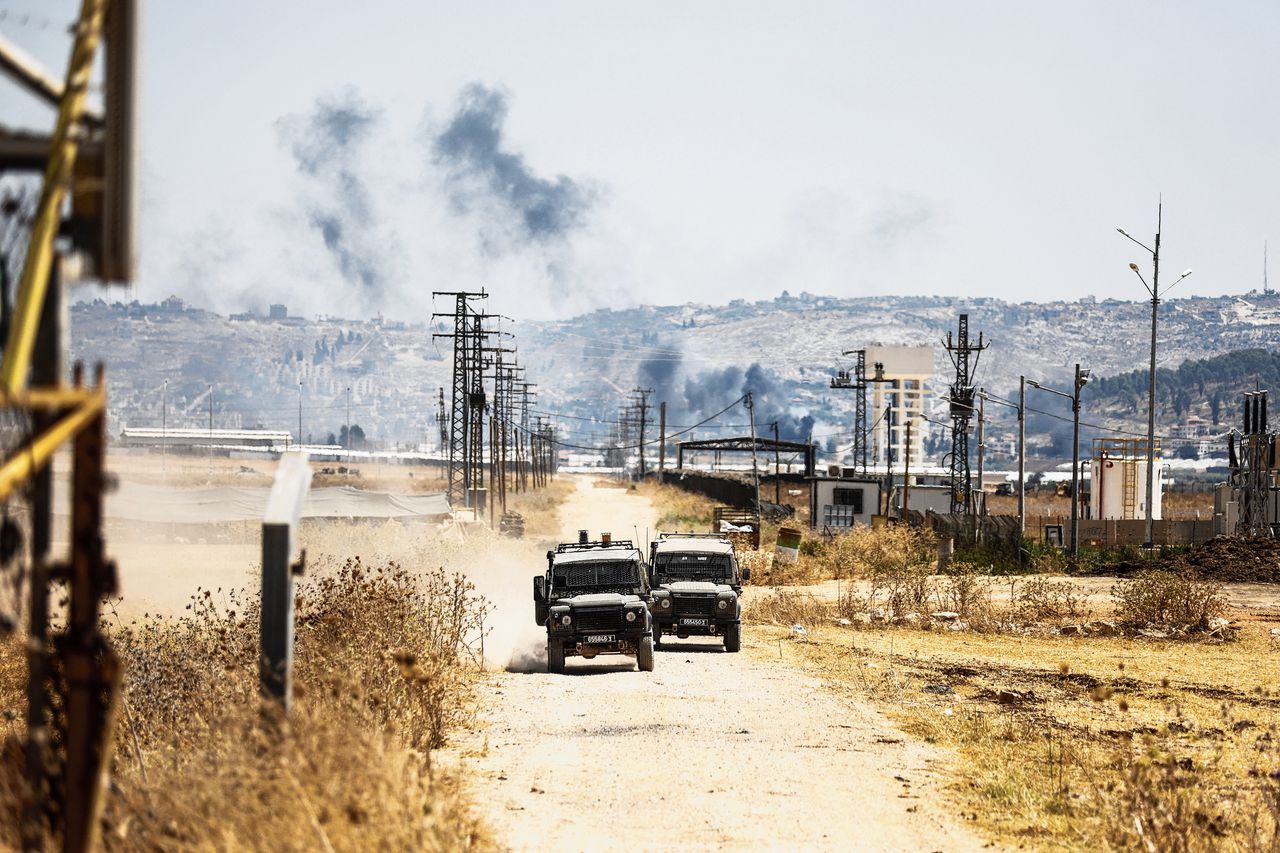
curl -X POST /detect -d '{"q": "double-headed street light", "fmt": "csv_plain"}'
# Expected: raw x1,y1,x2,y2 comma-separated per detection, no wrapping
1027,364,1090,558
1118,205,1192,547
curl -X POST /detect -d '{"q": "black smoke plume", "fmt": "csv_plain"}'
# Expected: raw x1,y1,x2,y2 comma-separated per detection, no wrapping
433,84,591,242
638,345,683,406
277,90,388,295
678,362,815,442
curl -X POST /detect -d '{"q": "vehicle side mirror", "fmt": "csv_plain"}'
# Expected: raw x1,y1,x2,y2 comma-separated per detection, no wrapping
533,576,545,603
741,567,752,582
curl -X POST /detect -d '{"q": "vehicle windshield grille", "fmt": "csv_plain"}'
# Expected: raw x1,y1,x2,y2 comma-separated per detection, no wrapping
553,560,641,592
656,554,732,581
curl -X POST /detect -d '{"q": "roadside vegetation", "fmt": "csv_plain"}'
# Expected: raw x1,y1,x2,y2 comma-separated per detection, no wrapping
743,548,1280,850
505,477,576,542
0,555,495,851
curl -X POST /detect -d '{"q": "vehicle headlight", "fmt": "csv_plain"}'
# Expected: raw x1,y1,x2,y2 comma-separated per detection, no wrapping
559,614,572,626
625,610,637,622
717,599,729,611
660,598,671,610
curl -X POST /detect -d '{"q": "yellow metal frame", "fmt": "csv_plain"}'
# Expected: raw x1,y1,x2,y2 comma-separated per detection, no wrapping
0,0,108,499
0,0,106,396
0,388,104,502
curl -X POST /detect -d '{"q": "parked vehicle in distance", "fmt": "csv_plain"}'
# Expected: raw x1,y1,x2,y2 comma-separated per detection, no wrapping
648,533,748,652
533,531,655,674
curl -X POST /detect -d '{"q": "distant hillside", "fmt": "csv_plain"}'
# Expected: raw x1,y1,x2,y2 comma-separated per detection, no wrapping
71,289,1280,458
1089,348,1280,430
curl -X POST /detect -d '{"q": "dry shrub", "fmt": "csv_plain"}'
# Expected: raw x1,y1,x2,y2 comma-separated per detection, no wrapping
935,562,994,625
810,525,937,581
1,557,493,851
1111,571,1227,629
1011,577,1092,626
1097,731,1280,852
756,525,939,587
861,528,938,618
745,589,830,627
748,551,821,586
836,582,869,620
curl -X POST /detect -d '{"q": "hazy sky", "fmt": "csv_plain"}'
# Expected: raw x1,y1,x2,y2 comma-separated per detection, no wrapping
3,1,1278,319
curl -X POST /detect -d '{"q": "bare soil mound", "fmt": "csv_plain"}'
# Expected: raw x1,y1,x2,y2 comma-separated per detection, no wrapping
1099,536,1280,583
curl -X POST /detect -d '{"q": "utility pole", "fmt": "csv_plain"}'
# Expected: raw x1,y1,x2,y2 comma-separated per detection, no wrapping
637,388,652,478
745,393,761,532
1027,366,1090,558
831,349,888,474
297,379,303,448
976,389,986,538
770,421,781,505
1018,376,1026,553
1118,204,1192,547
943,313,988,520
345,385,351,463
902,418,912,523
1071,365,1084,557
431,290,487,510
658,401,667,476
208,383,213,477
883,402,893,517
161,378,167,475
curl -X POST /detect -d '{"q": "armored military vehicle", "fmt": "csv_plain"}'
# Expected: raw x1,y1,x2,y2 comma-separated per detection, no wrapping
532,532,655,674
648,533,748,652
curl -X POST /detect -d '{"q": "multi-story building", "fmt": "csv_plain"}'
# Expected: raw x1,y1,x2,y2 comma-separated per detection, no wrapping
865,345,934,468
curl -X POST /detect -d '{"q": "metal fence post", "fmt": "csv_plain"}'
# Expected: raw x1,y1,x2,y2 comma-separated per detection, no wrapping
261,451,311,711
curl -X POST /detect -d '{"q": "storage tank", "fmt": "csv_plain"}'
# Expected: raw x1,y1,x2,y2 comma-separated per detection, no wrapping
1090,446,1163,521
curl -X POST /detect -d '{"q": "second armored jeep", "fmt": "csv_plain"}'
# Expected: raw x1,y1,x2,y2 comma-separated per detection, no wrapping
648,533,749,652
532,533,655,674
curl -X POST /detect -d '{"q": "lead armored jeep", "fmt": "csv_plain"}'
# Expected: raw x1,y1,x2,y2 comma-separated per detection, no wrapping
648,533,749,652
532,533,655,674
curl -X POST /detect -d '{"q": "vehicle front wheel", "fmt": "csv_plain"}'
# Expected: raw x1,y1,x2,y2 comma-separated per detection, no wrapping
636,636,655,672
724,624,741,653
547,641,566,674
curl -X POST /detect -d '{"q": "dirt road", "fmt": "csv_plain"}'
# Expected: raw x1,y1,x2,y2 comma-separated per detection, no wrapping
460,478,989,852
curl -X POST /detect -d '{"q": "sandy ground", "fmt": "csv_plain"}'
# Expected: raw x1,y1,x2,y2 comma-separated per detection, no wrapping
455,478,991,852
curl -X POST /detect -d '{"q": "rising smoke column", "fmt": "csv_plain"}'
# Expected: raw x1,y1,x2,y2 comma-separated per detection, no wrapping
638,343,683,406
432,83,592,245
677,362,814,440
277,90,392,301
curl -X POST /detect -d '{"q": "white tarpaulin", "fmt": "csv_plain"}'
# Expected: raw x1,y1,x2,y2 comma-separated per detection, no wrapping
55,480,450,524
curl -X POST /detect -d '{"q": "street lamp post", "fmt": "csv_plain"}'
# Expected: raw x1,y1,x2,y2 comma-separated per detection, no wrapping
161,379,168,475
1117,205,1192,546
1028,364,1091,559
1018,376,1025,552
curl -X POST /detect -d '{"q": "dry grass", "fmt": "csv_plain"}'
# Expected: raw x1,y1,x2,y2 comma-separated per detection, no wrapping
0,556,494,852
504,478,576,542
748,612,1280,851
635,480,715,531
756,525,941,587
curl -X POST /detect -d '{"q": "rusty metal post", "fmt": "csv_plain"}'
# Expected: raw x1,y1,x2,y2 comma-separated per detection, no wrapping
62,363,120,853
